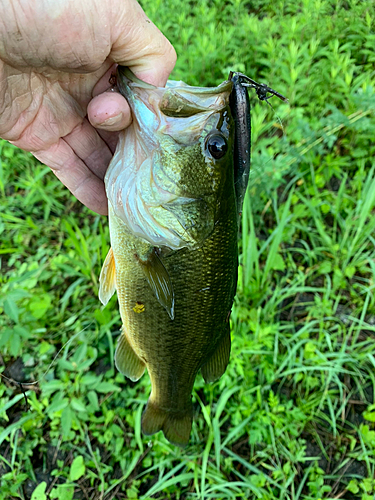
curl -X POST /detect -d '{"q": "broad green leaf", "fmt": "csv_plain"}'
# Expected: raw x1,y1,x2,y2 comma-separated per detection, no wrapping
87,391,99,411
58,359,76,371
95,382,121,393
39,341,52,355
363,410,375,423
71,343,87,364
346,480,359,494
47,394,69,416
41,379,65,396
3,298,19,323
61,406,73,437
344,265,356,279
70,398,87,413
31,482,47,500
0,328,12,347
80,374,100,386
69,455,86,481
50,485,74,500
9,333,21,357
318,261,332,274
269,252,286,271
29,294,52,319
13,325,30,338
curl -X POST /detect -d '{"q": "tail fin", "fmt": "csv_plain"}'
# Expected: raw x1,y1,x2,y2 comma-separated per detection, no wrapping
141,399,193,447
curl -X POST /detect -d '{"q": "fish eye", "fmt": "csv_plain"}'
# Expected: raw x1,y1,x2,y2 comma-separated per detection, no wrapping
206,134,228,159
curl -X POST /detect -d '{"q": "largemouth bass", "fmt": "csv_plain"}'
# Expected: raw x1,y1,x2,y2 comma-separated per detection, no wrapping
99,67,251,447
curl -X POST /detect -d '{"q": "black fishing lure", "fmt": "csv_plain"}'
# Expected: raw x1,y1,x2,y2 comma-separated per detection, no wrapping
228,72,287,213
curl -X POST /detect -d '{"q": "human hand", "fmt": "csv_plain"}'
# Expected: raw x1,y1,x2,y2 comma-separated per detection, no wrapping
0,0,176,214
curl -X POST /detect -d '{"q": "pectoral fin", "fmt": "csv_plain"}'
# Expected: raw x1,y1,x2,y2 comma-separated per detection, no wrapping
139,249,175,320
99,247,116,306
201,326,231,383
115,330,145,381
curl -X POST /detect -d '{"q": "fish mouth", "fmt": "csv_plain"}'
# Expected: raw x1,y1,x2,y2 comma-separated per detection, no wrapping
115,66,234,151
116,65,234,93
116,66,233,119
105,67,234,251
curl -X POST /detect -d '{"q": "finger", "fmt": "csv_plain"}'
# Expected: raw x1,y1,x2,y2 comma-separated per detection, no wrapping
91,65,116,97
63,118,112,180
110,0,177,87
96,129,120,155
33,139,108,215
88,91,131,132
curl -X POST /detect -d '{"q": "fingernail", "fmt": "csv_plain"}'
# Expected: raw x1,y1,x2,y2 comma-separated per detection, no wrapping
100,113,123,127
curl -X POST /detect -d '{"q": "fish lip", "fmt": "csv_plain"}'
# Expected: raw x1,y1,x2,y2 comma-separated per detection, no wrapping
116,66,233,102
117,66,156,91
165,79,233,95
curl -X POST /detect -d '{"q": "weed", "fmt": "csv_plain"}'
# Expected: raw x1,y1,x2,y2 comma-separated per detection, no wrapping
1,0,375,499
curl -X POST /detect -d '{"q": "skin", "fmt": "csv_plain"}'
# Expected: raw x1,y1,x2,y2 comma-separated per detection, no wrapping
0,0,176,214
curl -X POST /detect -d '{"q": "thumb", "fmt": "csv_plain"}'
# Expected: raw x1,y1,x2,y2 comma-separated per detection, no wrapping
88,0,176,131
109,0,176,87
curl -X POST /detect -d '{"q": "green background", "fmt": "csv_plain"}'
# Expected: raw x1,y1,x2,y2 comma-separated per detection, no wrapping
1,0,375,498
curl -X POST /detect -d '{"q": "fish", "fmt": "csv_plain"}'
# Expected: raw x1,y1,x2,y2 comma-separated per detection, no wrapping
99,67,251,447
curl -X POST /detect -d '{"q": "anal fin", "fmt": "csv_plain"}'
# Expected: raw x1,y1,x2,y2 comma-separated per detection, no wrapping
99,247,116,306
201,326,231,383
115,330,145,382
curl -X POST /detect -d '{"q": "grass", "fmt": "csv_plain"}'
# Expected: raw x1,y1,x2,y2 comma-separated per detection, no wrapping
1,0,375,498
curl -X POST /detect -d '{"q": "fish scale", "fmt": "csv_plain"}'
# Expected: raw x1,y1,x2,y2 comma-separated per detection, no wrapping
99,67,247,446
108,182,238,444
